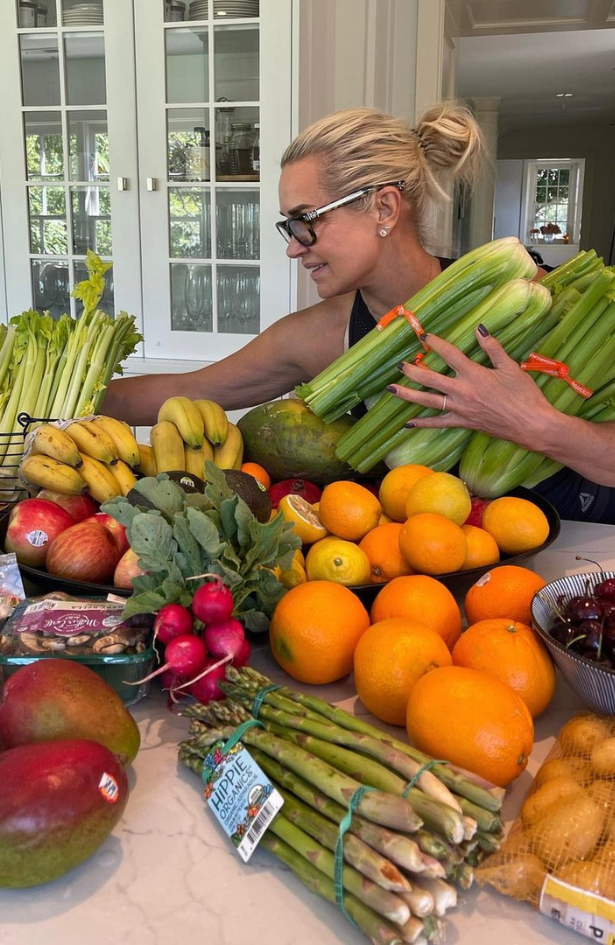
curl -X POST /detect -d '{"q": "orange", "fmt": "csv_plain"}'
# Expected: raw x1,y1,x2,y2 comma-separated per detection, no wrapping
370,574,462,650
406,665,535,787
404,471,471,526
318,481,382,541
277,494,328,544
378,464,434,522
464,565,547,626
269,580,370,684
460,524,500,570
398,512,467,576
240,462,271,490
481,497,550,555
305,538,372,586
354,618,452,725
452,618,556,717
358,523,414,584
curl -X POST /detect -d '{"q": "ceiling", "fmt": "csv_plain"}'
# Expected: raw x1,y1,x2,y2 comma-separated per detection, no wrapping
450,0,615,127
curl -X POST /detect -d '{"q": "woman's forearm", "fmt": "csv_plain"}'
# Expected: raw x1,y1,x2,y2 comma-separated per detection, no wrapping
533,413,615,487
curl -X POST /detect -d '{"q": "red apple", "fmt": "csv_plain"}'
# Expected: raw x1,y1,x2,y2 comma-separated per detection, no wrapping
113,548,146,590
464,497,491,529
36,490,99,523
91,513,129,556
46,521,122,584
5,498,75,568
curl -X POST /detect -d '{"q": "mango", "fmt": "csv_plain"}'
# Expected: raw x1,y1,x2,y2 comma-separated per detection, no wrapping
0,739,129,887
0,660,140,766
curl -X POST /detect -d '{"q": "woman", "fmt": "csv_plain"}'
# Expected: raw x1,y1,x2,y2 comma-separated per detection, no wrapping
102,103,615,521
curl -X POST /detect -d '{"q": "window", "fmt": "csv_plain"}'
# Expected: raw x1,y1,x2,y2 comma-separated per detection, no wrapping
522,159,584,244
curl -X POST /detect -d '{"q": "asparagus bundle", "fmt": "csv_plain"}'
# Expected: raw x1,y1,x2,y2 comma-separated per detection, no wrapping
178,667,504,945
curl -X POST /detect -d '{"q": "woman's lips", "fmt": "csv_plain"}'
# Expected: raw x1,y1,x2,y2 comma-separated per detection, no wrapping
307,263,327,278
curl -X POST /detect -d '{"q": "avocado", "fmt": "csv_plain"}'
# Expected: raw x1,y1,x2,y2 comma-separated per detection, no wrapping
222,469,272,523
164,470,206,493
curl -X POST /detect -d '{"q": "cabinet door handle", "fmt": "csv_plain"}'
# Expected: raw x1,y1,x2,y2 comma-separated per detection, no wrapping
146,178,158,192
117,177,129,191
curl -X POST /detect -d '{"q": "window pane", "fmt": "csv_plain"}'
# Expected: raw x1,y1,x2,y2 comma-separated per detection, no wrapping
167,109,210,182
68,111,109,181
64,34,107,106
20,34,61,106
28,186,67,254
169,187,211,257
214,25,259,102
536,186,547,204
31,260,70,319
559,169,570,185
170,263,212,331
24,112,64,181
216,190,259,259
218,265,259,333
71,186,112,256
166,28,209,104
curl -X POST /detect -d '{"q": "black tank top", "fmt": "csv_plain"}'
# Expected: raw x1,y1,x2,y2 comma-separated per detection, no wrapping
347,258,615,523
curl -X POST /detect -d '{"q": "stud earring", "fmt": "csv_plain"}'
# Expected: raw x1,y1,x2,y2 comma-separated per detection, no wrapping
379,227,389,238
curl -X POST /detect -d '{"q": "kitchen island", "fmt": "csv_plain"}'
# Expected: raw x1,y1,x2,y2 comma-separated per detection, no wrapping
1,519,612,945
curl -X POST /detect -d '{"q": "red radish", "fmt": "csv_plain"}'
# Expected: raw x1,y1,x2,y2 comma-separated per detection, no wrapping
203,618,245,661
191,577,234,625
127,633,207,686
268,478,321,510
464,497,491,528
234,638,252,668
153,604,194,645
188,659,227,705
159,669,189,691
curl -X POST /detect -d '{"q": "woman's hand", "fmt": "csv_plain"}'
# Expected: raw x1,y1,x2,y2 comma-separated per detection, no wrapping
389,324,558,452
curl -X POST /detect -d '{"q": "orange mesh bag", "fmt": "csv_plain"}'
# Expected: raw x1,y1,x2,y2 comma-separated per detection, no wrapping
476,711,615,939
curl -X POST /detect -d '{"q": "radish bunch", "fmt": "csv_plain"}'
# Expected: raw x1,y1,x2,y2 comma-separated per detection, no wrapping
139,577,251,705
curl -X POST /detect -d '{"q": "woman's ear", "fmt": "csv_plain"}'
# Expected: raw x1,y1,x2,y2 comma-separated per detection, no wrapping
374,185,403,231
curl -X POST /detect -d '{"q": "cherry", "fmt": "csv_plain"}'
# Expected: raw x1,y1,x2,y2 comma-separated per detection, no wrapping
595,578,615,602
565,597,604,623
548,620,580,647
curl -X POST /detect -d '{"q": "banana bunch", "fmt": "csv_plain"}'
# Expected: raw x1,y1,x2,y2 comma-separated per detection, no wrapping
151,396,242,476
19,417,141,501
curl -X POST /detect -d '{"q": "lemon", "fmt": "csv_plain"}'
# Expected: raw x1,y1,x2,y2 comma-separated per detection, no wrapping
272,561,308,588
404,471,471,526
306,538,372,586
277,494,328,544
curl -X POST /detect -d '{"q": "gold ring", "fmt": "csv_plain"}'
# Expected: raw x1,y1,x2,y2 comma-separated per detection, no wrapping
441,393,448,412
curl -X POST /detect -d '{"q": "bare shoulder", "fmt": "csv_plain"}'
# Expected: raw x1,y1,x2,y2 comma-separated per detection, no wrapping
268,293,354,377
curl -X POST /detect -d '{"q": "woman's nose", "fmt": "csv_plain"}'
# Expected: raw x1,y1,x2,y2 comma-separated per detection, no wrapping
286,236,308,259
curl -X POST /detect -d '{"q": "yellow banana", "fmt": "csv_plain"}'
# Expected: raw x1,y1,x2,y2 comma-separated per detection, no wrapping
19,455,87,495
157,396,204,449
106,459,137,497
137,443,157,477
78,453,122,504
65,420,118,465
213,422,243,470
150,421,185,473
91,415,140,469
193,399,229,448
183,438,215,479
29,424,83,468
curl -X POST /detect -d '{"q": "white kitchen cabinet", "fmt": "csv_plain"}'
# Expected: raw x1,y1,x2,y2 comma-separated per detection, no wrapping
0,0,294,364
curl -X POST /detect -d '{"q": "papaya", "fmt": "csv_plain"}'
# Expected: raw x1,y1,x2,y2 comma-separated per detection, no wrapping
0,739,129,887
237,399,357,485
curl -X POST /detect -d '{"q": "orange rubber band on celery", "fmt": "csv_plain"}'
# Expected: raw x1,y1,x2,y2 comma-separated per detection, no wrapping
520,352,594,399
376,306,431,352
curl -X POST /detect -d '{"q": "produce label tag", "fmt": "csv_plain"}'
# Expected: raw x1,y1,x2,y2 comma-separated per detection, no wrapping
98,772,120,804
14,599,125,636
540,874,615,940
202,741,283,863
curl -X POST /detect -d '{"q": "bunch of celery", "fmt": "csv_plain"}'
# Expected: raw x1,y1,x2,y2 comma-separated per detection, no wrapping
179,666,505,945
459,263,615,497
297,237,538,423
0,251,142,485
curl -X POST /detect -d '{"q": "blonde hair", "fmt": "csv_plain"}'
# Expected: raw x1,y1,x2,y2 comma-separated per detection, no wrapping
281,102,484,231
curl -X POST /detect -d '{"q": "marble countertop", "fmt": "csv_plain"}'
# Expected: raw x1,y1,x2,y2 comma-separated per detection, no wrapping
2,519,614,945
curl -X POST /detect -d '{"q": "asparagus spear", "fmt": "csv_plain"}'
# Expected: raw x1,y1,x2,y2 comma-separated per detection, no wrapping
261,833,406,945
269,814,411,926
456,796,503,834
400,887,435,919
410,877,457,917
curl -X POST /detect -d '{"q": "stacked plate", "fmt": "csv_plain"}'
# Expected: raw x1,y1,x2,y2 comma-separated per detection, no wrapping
213,0,259,17
63,3,104,25
189,0,208,18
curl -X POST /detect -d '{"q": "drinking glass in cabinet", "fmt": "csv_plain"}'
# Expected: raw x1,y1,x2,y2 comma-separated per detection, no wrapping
216,191,259,259
61,1,104,27
217,266,260,334
24,112,64,181
28,186,68,255
68,111,109,181
74,259,114,317
17,1,38,28
71,186,112,256
169,188,211,258
170,264,213,331
214,25,259,103
165,0,186,21
166,28,209,105
20,34,61,107
64,33,107,106
31,261,71,320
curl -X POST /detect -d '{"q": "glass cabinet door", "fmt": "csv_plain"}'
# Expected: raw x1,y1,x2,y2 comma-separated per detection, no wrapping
135,0,292,360
0,0,142,332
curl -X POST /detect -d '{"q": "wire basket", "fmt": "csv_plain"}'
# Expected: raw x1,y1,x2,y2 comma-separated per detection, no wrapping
0,412,44,509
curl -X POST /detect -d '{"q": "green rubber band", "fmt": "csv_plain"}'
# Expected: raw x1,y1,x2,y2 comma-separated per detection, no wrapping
402,758,448,798
252,684,282,719
334,786,377,923
202,719,264,785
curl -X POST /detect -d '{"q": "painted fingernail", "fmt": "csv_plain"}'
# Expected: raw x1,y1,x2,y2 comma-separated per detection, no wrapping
405,422,416,429
396,361,406,372
386,384,398,394
419,332,429,342
477,323,490,337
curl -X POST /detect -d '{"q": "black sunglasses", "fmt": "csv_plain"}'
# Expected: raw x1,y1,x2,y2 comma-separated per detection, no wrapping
275,180,406,247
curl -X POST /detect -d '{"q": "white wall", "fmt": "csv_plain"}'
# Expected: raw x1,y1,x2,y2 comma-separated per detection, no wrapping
494,159,523,240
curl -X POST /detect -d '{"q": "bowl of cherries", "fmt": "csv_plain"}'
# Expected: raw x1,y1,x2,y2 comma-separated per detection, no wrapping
531,563,615,715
